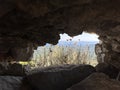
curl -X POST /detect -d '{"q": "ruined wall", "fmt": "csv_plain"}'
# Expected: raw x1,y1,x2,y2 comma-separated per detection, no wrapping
0,0,120,69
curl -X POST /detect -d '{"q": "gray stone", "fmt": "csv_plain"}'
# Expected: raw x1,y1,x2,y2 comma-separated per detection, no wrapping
23,64,96,90
0,76,22,90
67,73,120,90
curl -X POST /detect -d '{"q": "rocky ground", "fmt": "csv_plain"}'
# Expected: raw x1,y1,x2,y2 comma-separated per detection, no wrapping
0,63,120,90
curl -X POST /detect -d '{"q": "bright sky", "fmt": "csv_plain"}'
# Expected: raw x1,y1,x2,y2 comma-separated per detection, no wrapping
59,32,99,42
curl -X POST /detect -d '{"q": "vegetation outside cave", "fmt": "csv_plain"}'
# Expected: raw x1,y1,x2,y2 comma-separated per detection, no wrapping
19,32,100,69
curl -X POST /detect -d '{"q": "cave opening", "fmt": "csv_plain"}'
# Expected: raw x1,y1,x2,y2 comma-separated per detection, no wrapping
23,31,100,69
0,1,120,89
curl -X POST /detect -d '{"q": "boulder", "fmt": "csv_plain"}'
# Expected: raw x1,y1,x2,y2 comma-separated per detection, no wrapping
23,64,96,90
5,63,26,76
0,76,22,90
95,63,119,79
0,63,26,76
67,73,120,90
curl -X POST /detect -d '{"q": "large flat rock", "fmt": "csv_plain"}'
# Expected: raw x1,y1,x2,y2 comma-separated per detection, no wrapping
24,64,96,90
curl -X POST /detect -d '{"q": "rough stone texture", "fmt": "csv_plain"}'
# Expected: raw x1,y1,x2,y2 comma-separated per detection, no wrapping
0,76,22,90
95,63,119,79
0,0,120,69
95,43,105,63
0,63,26,76
0,42,35,61
67,73,120,90
23,64,96,90
98,37,120,69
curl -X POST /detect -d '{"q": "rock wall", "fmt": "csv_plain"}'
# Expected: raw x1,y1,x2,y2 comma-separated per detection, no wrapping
95,35,120,69
0,0,120,69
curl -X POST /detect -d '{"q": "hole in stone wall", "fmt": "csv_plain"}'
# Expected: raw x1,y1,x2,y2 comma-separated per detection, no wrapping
58,32,100,66
19,31,100,69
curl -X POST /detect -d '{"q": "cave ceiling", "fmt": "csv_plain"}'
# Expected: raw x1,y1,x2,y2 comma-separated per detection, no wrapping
0,0,120,63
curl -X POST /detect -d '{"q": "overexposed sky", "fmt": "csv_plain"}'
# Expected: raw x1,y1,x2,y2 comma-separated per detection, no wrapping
59,32,99,42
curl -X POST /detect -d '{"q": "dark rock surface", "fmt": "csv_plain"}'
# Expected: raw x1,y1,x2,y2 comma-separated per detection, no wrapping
0,0,120,89
0,0,119,65
0,63,26,76
95,44,105,63
23,64,96,90
67,73,120,90
95,63,119,79
0,76,22,90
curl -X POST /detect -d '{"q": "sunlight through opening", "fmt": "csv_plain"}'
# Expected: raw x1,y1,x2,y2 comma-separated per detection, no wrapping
20,32,100,69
